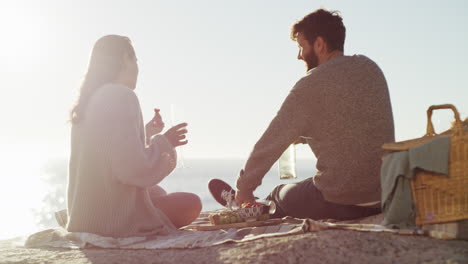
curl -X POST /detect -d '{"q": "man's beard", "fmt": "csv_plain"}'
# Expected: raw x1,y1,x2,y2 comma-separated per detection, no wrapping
304,51,319,71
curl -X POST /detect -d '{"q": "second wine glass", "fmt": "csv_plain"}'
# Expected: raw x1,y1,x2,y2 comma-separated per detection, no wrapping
170,104,188,169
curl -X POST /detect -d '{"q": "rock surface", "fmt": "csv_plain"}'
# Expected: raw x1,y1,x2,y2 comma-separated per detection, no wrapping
1,230,468,264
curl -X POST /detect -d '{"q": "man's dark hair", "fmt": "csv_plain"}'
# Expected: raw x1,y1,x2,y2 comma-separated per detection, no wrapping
291,9,346,52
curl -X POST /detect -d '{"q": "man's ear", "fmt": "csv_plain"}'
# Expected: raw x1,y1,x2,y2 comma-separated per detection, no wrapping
314,36,328,54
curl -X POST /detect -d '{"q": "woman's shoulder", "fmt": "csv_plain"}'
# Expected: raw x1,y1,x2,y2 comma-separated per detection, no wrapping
99,83,136,98
87,83,140,116
92,83,139,105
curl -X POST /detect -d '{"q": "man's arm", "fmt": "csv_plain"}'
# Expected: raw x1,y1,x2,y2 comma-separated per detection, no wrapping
236,80,311,204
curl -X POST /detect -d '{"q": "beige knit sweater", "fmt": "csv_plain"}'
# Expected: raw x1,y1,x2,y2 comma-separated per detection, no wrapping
67,83,178,237
237,55,395,205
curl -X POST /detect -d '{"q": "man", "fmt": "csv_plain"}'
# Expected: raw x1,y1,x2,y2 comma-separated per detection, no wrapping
212,9,394,220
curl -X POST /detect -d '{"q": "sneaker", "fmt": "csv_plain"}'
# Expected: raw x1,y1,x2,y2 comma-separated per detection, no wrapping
208,178,235,207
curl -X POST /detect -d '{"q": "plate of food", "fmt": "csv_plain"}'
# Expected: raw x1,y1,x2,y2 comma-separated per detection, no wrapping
189,200,276,231
183,187,278,231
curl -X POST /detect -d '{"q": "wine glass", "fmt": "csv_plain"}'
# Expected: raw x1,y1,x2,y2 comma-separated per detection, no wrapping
170,104,188,169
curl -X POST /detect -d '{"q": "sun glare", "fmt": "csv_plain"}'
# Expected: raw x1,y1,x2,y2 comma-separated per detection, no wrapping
0,2,51,71
0,146,50,239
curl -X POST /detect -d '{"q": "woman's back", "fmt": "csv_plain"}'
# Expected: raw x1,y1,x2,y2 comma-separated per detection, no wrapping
67,83,177,237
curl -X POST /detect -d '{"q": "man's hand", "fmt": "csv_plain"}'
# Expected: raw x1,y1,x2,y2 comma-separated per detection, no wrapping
164,123,188,147
235,169,256,205
235,189,255,206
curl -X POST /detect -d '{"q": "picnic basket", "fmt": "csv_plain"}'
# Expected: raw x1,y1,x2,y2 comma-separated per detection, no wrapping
384,104,468,225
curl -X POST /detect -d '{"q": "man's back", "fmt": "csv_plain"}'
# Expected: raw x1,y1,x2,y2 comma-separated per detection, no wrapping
296,55,394,204
234,9,392,219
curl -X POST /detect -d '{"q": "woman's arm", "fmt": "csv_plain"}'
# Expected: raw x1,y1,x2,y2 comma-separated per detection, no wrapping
98,87,177,188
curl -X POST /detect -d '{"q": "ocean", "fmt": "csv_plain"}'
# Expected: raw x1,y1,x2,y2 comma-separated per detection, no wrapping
0,157,316,240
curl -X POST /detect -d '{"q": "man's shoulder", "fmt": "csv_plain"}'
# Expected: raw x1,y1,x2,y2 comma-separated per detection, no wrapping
306,55,383,80
292,54,384,91
349,54,381,68
321,54,379,70
291,68,328,93
292,73,315,92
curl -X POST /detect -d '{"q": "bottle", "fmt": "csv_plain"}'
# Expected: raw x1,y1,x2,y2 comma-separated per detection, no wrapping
278,144,297,179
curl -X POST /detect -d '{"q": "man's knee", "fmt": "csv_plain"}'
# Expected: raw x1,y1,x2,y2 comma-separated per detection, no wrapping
270,180,320,218
278,180,315,204
277,184,302,207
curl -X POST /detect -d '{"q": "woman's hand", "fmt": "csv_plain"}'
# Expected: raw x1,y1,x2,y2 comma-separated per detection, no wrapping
164,123,188,147
146,109,165,143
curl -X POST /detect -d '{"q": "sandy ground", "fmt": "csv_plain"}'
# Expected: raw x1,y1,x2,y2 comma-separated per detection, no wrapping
1,229,468,264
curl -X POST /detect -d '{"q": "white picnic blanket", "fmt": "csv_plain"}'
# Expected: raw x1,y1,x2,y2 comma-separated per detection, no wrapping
27,211,465,249
26,214,447,249
25,218,310,249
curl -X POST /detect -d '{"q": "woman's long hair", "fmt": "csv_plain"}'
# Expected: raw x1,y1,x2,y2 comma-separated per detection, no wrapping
70,35,135,123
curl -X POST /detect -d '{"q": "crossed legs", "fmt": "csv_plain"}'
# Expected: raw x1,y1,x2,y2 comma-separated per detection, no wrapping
266,178,381,220
149,185,202,228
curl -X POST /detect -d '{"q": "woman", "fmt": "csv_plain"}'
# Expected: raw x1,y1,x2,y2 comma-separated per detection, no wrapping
67,35,201,237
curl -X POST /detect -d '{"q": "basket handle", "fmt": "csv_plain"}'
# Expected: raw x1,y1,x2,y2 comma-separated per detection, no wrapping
426,104,463,136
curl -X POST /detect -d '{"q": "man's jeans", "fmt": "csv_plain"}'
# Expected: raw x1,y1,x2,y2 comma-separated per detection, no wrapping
265,178,381,220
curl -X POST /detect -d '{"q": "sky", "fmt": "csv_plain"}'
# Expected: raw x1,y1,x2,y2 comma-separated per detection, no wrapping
0,0,467,161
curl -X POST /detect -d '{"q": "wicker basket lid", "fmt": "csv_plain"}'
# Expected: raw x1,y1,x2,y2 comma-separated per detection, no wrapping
382,104,465,151
382,132,451,151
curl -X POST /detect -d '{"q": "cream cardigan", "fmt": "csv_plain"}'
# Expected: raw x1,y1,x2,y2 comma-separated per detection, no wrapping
67,83,178,237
